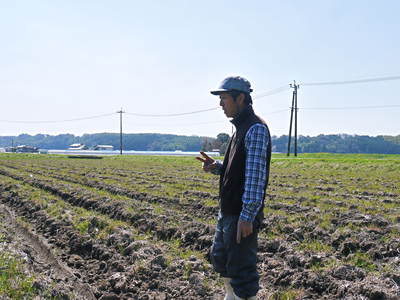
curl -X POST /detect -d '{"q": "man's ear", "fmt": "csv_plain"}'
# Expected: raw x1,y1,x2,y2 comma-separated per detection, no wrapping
237,93,245,106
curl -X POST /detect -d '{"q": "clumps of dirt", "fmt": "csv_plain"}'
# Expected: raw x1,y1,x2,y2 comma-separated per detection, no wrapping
0,203,95,299
0,183,219,299
257,209,400,299
4,163,220,220
260,255,399,299
0,166,218,253
335,211,391,227
1,161,399,299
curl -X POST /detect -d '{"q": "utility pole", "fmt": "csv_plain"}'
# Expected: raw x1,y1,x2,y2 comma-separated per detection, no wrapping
116,109,125,155
287,81,299,156
287,88,295,156
294,81,298,157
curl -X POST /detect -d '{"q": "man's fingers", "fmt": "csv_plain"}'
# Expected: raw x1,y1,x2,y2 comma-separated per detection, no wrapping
245,227,252,237
200,151,212,160
195,157,206,163
236,221,253,243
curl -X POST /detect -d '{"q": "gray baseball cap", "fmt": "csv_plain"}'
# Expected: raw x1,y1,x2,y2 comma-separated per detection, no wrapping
210,76,253,95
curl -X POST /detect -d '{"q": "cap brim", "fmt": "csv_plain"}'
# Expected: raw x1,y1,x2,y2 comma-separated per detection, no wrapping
210,89,229,95
210,89,253,95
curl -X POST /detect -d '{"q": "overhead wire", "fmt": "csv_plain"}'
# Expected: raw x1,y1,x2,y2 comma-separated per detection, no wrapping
125,85,290,118
1,75,399,123
125,120,227,127
0,85,291,123
297,75,400,111
125,107,219,117
253,85,290,99
125,108,290,128
299,104,400,110
264,108,291,115
300,75,400,86
0,113,115,124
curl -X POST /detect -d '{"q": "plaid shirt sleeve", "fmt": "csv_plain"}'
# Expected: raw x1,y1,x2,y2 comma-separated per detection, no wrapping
211,160,223,175
240,123,269,222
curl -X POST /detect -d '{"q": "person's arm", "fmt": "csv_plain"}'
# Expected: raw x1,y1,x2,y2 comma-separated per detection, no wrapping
196,151,222,175
237,123,269,243
240,123,269,222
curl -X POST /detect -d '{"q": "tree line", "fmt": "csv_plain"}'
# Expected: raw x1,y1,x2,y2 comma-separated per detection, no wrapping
0,133,399,154
271,134,400,154
0,133,203,152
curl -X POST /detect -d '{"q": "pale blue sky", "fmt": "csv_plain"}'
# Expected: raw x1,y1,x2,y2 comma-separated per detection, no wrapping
1,0,399,137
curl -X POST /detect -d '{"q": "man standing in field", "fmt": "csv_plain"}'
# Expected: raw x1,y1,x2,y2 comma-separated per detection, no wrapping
197,76,271,300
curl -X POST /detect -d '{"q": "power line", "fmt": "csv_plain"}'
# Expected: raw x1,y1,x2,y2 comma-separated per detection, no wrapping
0,103,288,125
299,104,400,110
300,75,400,86
125,85,291,118
253,85,290,99
1,76,398,123
0,113,115,124
265,108,291,115
125,107,219,117
123,109,289,128
286,76,400,155
125,120,227,127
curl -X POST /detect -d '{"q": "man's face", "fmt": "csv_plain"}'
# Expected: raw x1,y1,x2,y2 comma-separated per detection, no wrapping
219,93,240,118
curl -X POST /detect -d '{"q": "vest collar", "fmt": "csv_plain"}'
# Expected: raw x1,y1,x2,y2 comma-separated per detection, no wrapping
230,105,254,128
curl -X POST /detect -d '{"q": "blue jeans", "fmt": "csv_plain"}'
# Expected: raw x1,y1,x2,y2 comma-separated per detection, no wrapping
210,212,260,298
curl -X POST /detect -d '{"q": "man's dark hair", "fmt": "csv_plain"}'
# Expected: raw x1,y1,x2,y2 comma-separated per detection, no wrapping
229,90,253,105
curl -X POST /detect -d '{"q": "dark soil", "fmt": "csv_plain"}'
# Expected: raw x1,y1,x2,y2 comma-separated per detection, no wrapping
0,158,399,300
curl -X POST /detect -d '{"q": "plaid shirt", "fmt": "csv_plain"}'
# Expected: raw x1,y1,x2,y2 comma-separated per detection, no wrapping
213,123,269,222
241,123,269,222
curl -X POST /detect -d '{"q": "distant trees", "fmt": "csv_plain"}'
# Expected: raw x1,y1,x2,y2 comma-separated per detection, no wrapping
201,133,230,154
0,133,399,154
0,133,202,152
272,134,400,154
215,133,230,155
382,135,400,145
0,134,77,150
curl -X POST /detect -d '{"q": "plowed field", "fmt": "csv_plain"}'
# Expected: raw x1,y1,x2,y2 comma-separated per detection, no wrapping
0,153,399,299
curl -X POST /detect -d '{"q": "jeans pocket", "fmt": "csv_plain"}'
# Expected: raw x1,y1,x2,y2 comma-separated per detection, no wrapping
222,215,239,248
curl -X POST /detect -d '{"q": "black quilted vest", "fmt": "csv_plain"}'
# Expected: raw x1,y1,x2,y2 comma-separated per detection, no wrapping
219,105,271,217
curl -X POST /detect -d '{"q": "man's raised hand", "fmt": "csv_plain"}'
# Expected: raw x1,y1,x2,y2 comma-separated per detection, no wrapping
196,151,216,172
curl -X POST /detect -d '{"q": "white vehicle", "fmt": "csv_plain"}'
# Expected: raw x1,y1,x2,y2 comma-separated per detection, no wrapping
68,143,88,150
